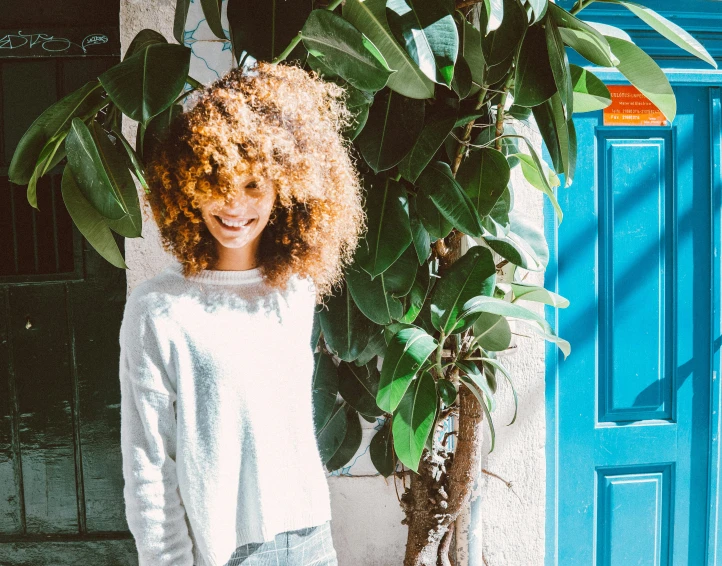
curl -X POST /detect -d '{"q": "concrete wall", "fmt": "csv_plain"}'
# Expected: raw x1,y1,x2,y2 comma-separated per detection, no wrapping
119,2,547,564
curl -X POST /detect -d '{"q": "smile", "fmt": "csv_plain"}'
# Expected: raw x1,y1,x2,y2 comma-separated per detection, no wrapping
215,215,255,229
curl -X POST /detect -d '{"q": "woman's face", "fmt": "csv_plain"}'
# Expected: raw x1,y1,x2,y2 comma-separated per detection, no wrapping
199,174,277,253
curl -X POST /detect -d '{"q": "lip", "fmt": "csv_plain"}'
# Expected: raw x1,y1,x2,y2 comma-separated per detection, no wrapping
214,215,256,231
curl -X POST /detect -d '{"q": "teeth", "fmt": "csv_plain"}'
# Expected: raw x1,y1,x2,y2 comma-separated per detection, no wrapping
218,216,252,228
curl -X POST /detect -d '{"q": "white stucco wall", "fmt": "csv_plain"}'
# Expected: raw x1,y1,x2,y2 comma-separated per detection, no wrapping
478,123,547,566
119,2,547,565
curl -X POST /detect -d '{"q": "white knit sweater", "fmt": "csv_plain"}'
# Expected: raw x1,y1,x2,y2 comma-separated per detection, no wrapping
119,261,333,566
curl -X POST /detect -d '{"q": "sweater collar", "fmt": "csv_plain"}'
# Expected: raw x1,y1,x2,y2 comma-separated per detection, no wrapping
167,261,264,285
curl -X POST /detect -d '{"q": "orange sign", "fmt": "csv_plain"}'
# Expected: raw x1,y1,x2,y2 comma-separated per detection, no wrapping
603,85,667,126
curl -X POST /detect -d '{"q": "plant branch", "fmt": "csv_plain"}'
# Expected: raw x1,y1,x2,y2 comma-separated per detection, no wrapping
452,87,489,176
436,331,447,378
271,0,344,64
456,0,485,9
482,468,523,503
492,50,518,151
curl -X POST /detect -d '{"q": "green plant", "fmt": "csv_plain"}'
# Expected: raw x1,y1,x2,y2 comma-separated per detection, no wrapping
8,1,714,563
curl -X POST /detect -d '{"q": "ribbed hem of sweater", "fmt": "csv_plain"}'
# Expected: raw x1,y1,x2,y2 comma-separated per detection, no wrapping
192,508,333,566
167,261,264,285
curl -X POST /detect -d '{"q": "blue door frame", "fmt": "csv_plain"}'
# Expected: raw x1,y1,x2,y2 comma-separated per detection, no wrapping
545,2,722,564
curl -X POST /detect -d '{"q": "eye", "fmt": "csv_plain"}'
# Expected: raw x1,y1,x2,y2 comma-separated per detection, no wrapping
246,180,259,189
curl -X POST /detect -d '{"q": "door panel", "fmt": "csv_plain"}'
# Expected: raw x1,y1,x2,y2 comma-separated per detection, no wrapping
0,3,135,563
550,86,716,564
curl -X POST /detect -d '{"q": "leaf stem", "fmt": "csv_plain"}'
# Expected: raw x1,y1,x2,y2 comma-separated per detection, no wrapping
271,0,344,64
570,0,595,15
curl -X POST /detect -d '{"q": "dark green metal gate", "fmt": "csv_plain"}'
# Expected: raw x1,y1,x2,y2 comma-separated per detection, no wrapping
0,2,136,564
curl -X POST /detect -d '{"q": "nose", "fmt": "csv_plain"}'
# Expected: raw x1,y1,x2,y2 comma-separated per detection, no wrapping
220,190,253,214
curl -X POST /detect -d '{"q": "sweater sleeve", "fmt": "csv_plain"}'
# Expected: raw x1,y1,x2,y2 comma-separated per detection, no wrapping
119,291,195,566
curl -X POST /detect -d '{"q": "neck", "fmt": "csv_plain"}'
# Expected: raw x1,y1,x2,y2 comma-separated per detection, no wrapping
213,240,260,271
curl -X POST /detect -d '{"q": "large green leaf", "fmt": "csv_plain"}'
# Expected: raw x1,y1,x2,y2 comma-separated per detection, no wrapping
354,327,387,367
140,103,183,160
317,400,348,463
9,81,106,186
391,370,437,471
112,127,149,193
125,29,168,61
383,243,419,297
467,295,570,357
605,36,676,122
430,245,496,334
437,378,457,407
25,135,66,210
301,9,392,93
509,152,562,220
417,161,484,238
228,0,311,63
400,262,434,324
456,148,510,218
92,123,143,238
485,50,515,85
339,82,374,140
60,167,128,269
386,0,459,86
343,0,435,98
409,196,432,265
451,55,473,99
99,43,191,124
346,263,404,325
484,211,549,270
459,17,486,90
370,418,395,477
482,0,527,67
531,93,572,184
545,17,573,117
356,177,413,278
526,0,548,24
325,406,363,471
339,361,383,418
200,0,226,40
312,351,340,432
377,326,437,413
514,24,556,108
587,22,631,42
600,0,716,68
480,356,517,424
173,0,190,44
485,0,504,33
459,370,496,451
472,313,512,351
398,105,458,183
356,90,425,173
65,119,129,221
456,360,495,411
503,132,561,216
548,4,617,67
570,65,611,113
415,189,453,240
567,117,577,186
318,282,376,362
511,282,569,307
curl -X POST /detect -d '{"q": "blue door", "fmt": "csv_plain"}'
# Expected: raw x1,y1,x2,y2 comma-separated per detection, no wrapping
545,83,722,564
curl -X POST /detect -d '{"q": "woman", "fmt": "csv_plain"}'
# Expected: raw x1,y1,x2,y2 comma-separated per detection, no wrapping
118,61,365,566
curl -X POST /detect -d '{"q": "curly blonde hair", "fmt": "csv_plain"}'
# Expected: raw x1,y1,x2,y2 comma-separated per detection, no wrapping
144,61,366,300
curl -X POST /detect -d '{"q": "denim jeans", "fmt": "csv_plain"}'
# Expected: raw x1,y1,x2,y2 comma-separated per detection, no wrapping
221,521,338,566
